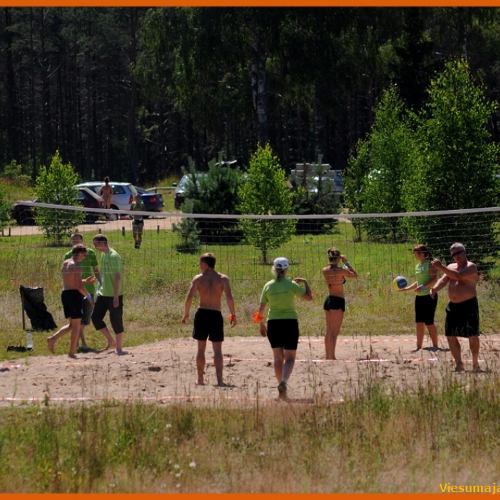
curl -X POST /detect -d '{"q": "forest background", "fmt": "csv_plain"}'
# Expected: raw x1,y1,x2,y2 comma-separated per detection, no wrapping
1,7,500,184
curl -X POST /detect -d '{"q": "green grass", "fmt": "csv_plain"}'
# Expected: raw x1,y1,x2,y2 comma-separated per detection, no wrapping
1,371,500,492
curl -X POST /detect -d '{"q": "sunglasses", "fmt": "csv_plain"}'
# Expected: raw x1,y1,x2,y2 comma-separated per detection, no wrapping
451,249,464,257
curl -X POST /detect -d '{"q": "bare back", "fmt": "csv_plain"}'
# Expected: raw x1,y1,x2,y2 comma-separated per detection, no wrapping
446,261,477,303
194,269,230,311
61,258,83,291
323,265,349,298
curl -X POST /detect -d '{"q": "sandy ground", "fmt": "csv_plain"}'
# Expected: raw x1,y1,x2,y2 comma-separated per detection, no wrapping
1,334,500,407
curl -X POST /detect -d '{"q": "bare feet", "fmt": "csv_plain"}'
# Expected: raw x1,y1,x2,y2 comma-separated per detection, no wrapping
326,356,337,361
216,381,227,387
411,346,422,353
455,363,465,372
68,354,77,359
47,338,55,354
100,341,117,352
115,349,128,356
473,363,481,372
196,380,205,386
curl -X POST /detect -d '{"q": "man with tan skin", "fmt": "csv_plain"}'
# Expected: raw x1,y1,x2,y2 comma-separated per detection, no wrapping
182,253,236,386
47,244,94,358
430,243,480,372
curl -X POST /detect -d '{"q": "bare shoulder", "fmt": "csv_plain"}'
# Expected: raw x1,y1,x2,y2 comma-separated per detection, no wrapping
218,272,230,281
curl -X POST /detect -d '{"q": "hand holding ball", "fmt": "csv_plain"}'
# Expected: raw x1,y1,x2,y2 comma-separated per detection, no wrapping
393,276,408,290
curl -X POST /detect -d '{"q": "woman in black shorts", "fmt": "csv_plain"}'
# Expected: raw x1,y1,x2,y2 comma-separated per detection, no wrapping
398,244,439,351
256,257,312,398
322,248,358,360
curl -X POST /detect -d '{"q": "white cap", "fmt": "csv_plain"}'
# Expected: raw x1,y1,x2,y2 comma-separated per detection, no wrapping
273,257,289,270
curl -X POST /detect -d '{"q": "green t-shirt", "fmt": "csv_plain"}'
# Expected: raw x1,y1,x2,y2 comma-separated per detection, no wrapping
100,248,124,297
260,278,305,320
131,200,146,221
64,247,98,294
415,259,431,296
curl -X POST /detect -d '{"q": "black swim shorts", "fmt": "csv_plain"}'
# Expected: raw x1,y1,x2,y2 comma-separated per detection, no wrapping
323,295,346,312
266,319,300,350
445,297,480,338
192,308,224,343
415,294,438,325
61,289,84,320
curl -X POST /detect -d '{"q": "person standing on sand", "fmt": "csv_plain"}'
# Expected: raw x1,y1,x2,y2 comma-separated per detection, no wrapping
430,243,480,372
256,257,312,398
399,244,440,352
98,176,114,210
182,253,236,386
47,244,94,358
64,232,101,352
322,248,357,360
91,234,127,355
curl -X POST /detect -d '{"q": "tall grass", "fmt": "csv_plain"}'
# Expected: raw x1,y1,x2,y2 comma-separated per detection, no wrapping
1,367,500,492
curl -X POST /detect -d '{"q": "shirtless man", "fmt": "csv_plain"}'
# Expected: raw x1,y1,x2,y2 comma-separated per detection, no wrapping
182,253,236,386
430,243,480,372
98,176,114,210
47,244,94,358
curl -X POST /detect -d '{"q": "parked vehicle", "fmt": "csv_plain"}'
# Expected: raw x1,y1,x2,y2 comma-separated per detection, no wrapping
173,173,207,209
76,181,138,211
134,187,165,214
12,187,104,226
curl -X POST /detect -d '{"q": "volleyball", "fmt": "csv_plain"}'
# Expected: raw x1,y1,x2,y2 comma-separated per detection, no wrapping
393,276,407,290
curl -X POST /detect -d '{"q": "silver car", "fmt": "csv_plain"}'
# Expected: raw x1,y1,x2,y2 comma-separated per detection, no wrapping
76,182,138,211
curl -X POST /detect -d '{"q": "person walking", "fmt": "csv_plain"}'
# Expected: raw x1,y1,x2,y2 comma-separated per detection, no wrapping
430,243,480,372
256,257,312,398
182,253,236,386
399,244,439,352
47,244,94,358
322,248,358,360
130,192,146,249
65,232,101,352
91,234,126,354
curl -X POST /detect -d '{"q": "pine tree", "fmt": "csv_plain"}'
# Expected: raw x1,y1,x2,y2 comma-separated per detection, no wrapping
237,144,295,263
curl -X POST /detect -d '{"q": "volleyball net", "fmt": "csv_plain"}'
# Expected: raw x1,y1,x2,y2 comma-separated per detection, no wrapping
5,202,500,298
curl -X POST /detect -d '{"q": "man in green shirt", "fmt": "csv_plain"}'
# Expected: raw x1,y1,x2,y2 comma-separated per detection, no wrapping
92,234,126,354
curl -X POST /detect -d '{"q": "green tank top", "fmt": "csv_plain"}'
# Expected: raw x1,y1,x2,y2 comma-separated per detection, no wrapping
415,260,431,296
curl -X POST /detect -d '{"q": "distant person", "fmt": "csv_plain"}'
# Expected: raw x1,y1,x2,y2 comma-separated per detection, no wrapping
256,257,312,398
399,244,439,352
47,244,94,358
430,243,480,372
98,176,114,210
130,192,145,249
91,234,126,355
322,248,358,360
182,253,236,386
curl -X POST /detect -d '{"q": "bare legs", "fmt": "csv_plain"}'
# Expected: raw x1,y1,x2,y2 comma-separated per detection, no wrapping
324,309,344,360
447,335,480,371
414,322,439,351
196,340,224,386
46,318,81,358
272,347,297,396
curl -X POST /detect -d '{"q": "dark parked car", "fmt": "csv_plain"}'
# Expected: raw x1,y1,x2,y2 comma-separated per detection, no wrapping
173,173,207,209
134,187,165,214
11,187,104,225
